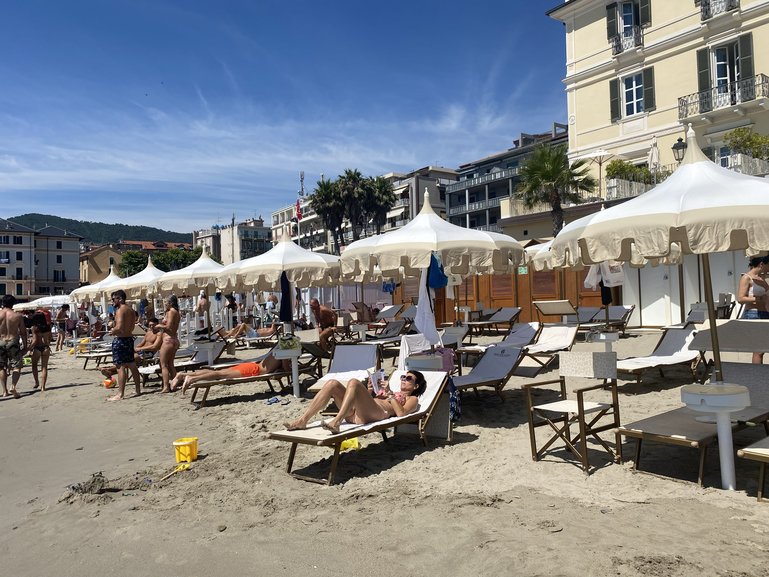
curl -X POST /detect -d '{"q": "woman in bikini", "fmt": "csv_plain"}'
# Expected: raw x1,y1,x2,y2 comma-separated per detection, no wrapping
177,353,291,394
285,370,427,434
737,255,769,364
153,295,181,392
54,304,69,351
29,312,51,392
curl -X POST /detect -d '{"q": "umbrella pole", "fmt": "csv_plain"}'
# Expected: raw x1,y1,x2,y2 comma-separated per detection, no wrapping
678,263,686,324
701,254,723,382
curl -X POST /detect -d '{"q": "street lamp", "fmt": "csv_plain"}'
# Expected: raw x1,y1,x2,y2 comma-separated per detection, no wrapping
672,137,688,164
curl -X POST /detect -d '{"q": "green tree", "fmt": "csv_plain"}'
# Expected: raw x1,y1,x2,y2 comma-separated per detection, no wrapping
364,176,396,234
516,144,597,236
310,178,345,254
118,250,149,277
338,168,367,241
152,246,203,271
725,127,769,162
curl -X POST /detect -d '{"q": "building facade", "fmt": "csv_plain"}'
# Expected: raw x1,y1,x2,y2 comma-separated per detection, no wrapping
193,218,271,265
79,244,124,285
0,219,36,297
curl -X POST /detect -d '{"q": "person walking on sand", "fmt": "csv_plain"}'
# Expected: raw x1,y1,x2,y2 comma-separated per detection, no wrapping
0,295,28,398
54,304,70,351
153,295,181,392
107,290,142,401
29,312,51,392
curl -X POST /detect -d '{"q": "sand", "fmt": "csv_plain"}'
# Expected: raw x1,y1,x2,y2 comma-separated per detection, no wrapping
1,331,768,577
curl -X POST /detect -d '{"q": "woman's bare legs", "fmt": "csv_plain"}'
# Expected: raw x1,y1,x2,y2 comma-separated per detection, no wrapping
31,351,41,390
180,366,242,394
285,379,346,430
322,380,386,433
159,342,177,393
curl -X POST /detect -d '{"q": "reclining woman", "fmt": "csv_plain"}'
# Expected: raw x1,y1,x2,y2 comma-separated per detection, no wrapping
221,316,278,339
285,370,427,434
177,352,291,394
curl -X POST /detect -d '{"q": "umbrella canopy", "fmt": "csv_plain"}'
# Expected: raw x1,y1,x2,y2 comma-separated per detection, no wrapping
120,255,166,298
13,295,72,311
341,190,524,278
154,249,224,294
218,228,340,291
70,266,122,301
549,125,769,382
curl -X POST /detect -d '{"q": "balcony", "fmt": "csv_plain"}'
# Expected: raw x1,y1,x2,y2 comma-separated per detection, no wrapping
725,153,769,177
448,197,502,216
701,0,739,21
475,223,502,233
446,167,520,193
605,178,654,201
678,74,768,120
392,198,410,208
611,26,643,55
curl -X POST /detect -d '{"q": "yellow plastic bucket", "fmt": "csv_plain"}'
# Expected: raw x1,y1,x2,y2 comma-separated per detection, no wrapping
173,437,198,463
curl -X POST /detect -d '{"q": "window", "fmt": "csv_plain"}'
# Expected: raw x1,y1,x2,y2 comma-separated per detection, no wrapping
13,236,22,245
15,268,22,280
609,67,655,122
56,255,62,264
16,284,22,296
15,252,22,261
717,146,732,168
0,251,9,264
109,257,115,266
606,1,650,53
56,241,62,249
0,235,8,244
695,34,754,114
0,267,5,276
0,284,5,296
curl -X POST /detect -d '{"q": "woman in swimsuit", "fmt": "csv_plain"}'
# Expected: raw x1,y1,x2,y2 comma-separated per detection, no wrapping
54,304,69,351
153,295,181,392
737,256,769,363
176,353,291,394
285,370,427,434
29,314,50,391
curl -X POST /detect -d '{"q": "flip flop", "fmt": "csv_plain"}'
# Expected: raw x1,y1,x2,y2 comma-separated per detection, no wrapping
265,396,279,405
280,398,291,405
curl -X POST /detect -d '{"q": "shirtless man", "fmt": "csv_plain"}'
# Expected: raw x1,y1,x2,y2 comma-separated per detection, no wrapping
107,290,142,401
309,298,337,352
99,317,162,379
0,295,28,398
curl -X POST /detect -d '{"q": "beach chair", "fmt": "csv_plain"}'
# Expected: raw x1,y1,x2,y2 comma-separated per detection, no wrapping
457,322,540,359
616,325,702,384
242,323,281,349
569,306,601,326
138,343,216,386
365,319,407,341
580,305,635,335
296,329,330,380
514,324,579,378
351,302,375,323
523,351,621,474
738,436,769,501
269,369,449,485
464,307,522,342
399,304,418,322
375,304,403,322
533,300,578,324
306,343,381,393
452,345,526,401
439,325,469,348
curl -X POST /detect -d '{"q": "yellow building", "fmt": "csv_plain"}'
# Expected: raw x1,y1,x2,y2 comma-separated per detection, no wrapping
547,0,769,178
79,244,123,285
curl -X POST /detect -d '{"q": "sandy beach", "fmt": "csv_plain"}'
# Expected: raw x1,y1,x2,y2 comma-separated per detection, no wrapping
1,331,768,577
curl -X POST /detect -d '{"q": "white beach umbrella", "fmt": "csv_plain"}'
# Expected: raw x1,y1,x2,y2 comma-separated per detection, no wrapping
70,266,122,301
218,227,340,292
154,249,224,295
13,295,72,311
341,190,524,278
550,125,769,381
119,255,166,298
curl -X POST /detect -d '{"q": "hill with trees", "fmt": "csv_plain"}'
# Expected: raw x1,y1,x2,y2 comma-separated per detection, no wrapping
8,213,191,244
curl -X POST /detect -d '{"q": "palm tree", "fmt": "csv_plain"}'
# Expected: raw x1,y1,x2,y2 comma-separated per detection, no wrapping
337,168,367,241
365,176,396,234
310,178,345,254
516,144,596,236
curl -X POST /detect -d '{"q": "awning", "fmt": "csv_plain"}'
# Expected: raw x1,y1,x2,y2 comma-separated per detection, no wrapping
386,206,406,219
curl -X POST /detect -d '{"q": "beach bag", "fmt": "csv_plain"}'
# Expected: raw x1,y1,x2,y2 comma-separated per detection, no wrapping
448,376,461,423
278,334,300,350
427,254,448,290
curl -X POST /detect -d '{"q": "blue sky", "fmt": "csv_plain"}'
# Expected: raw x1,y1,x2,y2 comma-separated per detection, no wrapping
0,0,566,233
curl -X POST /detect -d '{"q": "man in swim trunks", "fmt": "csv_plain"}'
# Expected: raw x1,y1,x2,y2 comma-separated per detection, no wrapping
0,295,28,398
177,353,291,394
309,298,337,352
99,317,162,379
107,290,142,401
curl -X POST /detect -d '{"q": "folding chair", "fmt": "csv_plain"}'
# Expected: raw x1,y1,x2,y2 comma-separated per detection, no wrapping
523,351,621,474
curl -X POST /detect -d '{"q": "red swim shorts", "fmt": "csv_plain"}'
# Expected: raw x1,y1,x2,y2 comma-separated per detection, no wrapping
236,362,261,377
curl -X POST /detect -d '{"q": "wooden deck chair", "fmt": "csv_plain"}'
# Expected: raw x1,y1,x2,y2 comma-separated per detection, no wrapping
523,351,621,474
452,345,526,401
299,340,331,380
269,370,449,485
306,343,381,393
464,307,522,342
514,324,579,378
616,325,701,384
533,300,579,324
738,436,769,501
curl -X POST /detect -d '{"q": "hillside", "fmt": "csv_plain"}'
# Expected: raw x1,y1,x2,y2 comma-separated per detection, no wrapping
9,213,191,244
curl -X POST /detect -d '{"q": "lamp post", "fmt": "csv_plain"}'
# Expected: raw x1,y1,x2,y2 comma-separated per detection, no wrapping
672,137,688,164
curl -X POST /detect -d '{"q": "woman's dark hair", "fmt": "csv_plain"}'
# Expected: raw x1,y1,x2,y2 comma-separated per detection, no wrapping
167,295,179,310
409,370,428,397
61,304,70,311
749,256,766,268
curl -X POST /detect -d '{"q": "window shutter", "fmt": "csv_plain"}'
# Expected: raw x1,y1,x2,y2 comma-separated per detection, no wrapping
702,146,715,162
639,0,651,26
606,3,618,40
739,34,754,80
609,79,621,122
642,67,655,111
696,48,712,113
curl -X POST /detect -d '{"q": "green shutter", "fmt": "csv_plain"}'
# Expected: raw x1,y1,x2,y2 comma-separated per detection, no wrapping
696,48,712,113
739,34,754,80
609,79,621,122
642,67,655,111
606,3,618,40
639,0,651,26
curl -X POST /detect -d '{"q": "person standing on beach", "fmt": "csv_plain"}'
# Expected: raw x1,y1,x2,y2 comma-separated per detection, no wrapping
0,295,28,398
54,304,70,351
737,256,769,364
107,290,142,401
153,295,181,392
29,312,51,392
309,298,337,352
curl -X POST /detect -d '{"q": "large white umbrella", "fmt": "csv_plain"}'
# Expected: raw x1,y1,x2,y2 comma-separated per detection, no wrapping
70,266,122,301
550,125,769,381
119,255,166,298
154,249,224,295
13,295,72,311
218,228,340,292
341,190,524,278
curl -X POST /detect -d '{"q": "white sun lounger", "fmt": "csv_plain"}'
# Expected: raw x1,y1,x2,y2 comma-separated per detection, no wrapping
616,325,701,384
307,343,381,393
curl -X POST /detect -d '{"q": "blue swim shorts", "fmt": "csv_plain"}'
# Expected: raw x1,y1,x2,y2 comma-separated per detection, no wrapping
111,336,135,366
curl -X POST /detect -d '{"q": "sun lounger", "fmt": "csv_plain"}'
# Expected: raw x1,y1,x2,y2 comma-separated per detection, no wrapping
457,322,540,358
306,343,381,393
616,325,702,384
579,305,635,335
533,300,578,324
399,304,418,322
464,307,521,342
138,345,210,386
269,369,449,485
738,436,769,501
453,345,525,401
376,304,403,322
514,324,579,378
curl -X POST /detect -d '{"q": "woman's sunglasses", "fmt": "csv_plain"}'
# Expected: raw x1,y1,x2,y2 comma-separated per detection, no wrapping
400,374,415,382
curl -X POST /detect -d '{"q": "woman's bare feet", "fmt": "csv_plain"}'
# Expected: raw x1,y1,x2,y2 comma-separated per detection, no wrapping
11,388,20,399
321,419,340,435
107,394,123,402
181,376,192,395
169,374,181,391
284,418,308,431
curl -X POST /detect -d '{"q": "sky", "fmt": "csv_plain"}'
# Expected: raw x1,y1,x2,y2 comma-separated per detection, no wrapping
0,0,567,234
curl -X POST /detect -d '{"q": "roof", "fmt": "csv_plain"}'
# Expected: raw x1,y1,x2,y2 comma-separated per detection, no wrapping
120,240,192,250
546,0,588,18
35,225,82,239
458,126,568,171
0,218,35,233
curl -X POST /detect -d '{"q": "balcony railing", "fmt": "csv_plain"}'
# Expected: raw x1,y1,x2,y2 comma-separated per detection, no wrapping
447,196,502,216
392,197,410,207
678,74,768,119
701,0,739,20
446,167,520,193
725,153,769,177
475,224,502,233
611,26,643,55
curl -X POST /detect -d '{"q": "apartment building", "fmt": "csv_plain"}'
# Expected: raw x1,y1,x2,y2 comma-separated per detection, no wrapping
547,0,769,183
0,219,36,297
33,226,81,295
79,244,124,285
193,217,271,265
